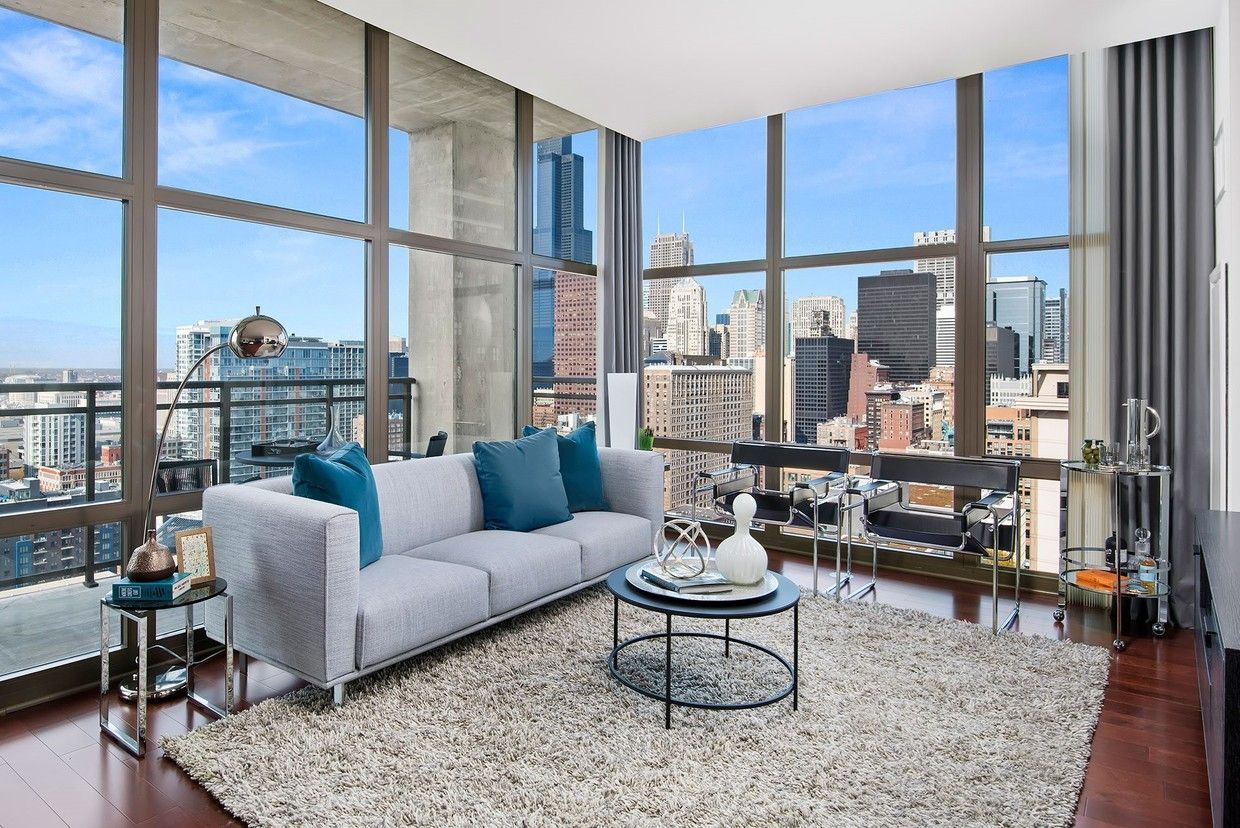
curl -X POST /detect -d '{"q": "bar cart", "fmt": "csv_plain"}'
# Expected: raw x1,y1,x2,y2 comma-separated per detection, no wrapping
1055,461,1171,650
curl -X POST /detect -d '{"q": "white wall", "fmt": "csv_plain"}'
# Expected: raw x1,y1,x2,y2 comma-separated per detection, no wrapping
1213,1,1240,509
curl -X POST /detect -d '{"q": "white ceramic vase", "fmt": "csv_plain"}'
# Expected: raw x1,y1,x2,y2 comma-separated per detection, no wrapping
715,493,768,585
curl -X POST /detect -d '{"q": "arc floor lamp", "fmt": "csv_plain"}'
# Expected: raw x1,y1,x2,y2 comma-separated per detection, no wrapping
117,308,288,703
127,307,289,579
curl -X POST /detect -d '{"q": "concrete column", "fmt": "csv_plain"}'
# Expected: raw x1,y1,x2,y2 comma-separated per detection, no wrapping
407,120,516,453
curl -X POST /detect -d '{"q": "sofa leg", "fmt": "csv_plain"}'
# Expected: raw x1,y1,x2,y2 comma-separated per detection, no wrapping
332,683,346,706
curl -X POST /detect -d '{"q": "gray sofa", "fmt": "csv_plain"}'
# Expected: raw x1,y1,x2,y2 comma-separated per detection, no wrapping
204,447,664,702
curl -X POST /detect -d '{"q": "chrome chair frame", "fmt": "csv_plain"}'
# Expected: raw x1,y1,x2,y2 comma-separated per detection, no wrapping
693,441,872,600
859,453,1022,634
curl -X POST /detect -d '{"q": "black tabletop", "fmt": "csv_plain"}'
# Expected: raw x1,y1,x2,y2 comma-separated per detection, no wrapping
605,565,799,619
234,450,337,467
104,577,227,611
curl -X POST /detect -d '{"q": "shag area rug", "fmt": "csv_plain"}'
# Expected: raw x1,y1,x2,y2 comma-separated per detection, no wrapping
163,588,1110,828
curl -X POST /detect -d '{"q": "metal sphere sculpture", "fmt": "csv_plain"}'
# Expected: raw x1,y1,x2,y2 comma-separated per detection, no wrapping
654,518,712,578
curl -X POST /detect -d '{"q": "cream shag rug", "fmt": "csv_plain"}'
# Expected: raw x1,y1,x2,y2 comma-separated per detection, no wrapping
163,588,1110,828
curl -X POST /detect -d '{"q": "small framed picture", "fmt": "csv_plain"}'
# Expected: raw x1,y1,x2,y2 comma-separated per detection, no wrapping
175,527,215,587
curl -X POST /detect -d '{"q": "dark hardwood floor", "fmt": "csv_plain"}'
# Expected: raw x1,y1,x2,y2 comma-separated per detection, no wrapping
0,553,1210,827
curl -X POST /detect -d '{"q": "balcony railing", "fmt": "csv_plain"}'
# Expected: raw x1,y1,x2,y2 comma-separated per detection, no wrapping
0,375,417,593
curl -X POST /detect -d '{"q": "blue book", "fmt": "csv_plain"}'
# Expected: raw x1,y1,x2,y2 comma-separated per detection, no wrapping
111,572,192,603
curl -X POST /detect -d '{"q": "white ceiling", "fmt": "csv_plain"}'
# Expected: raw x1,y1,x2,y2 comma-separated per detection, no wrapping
324,0,1221,140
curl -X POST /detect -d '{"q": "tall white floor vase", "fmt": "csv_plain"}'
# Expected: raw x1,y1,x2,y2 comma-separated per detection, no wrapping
715,493,768,585
605,372,638,449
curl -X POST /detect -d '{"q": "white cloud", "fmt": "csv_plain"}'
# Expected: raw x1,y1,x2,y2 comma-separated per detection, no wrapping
158,93,289,175
0,25,121,110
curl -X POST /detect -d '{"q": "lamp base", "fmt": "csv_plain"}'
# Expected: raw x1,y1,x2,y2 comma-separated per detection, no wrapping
127,531,176,582
118,666,188,703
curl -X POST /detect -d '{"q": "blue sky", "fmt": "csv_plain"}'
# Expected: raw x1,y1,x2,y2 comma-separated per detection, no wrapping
642,56,1069,323
0,6,1066,370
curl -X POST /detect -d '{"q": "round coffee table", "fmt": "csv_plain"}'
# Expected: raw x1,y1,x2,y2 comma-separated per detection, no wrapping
604,564,800,729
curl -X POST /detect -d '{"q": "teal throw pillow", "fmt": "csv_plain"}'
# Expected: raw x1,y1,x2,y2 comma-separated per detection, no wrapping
473,429,572,532
521,422,610,513
293,442,383,569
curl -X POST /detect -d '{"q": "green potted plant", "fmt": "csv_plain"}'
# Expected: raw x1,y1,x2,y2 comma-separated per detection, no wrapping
638,426,655,451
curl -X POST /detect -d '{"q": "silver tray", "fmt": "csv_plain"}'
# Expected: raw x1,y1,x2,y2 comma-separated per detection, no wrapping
625,561,778,604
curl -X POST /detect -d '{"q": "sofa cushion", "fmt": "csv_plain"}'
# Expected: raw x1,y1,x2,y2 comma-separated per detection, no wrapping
355,555,489,669
472,429,572,532
293,442,383,568
405,530,581,616
533,511,653,580
522,422,609,513
370,454,485,555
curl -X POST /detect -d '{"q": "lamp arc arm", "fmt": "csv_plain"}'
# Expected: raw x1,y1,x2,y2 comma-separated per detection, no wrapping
143,342,228,536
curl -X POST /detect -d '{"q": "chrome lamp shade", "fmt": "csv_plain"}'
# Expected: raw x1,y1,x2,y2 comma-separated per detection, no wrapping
127,309,288,581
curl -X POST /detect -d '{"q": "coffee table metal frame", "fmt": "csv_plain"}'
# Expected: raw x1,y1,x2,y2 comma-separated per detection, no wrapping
604,566,799,729
99,578,234,758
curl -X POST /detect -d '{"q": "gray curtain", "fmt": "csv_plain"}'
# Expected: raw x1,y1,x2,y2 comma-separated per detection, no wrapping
1108,29,1214,623
601,130,642,445
601,129,642,375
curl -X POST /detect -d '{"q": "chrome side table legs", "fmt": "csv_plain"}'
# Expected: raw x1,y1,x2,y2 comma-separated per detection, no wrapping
99,592,233,758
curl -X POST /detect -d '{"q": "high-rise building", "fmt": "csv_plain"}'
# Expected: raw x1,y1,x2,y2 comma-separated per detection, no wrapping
532,270,556,387
0,521,121,583
173,321,365,479
856,269,936,384
551,271,598,417
726,289,765,360
847,353,889,422
22,408,87,469
935,304,956,367
985,322,1022,404
845,310,858,344
790,295,845,340
864,386,902,451
649,230,695,269
533,137,593,262
641,311,662,359
987,275,1047,374
791,336,853,444
388,351,409,417
707,324,730,359
643,364,752,510
913,227,990,308
532,137,594,392
1043,288,1068,363
878,399,926,451
664,279,707,355
646,231,694,333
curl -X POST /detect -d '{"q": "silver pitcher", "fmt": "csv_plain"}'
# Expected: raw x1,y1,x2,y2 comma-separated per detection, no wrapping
1121,398,1161,467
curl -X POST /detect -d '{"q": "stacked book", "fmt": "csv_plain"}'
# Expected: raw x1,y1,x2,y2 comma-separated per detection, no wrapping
640,565,733,595
111,571,192,603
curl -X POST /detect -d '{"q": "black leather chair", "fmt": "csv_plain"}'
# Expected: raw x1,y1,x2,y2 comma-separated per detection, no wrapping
423,431,448,458
393,430,448,459
861,453,1022,633
695,441,871,599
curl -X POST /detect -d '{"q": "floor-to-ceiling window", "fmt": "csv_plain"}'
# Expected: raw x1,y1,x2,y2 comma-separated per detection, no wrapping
0,1,129,681
640,118,767,507
0,0,604,707
529,99,600,432
641,57,1071,579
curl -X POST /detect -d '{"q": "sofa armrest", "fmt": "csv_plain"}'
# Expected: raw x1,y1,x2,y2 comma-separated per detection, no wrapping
597,447,665,553
203,483,360,686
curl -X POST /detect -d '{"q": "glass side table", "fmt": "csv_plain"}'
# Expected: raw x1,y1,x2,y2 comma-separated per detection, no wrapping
100,577,233,758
